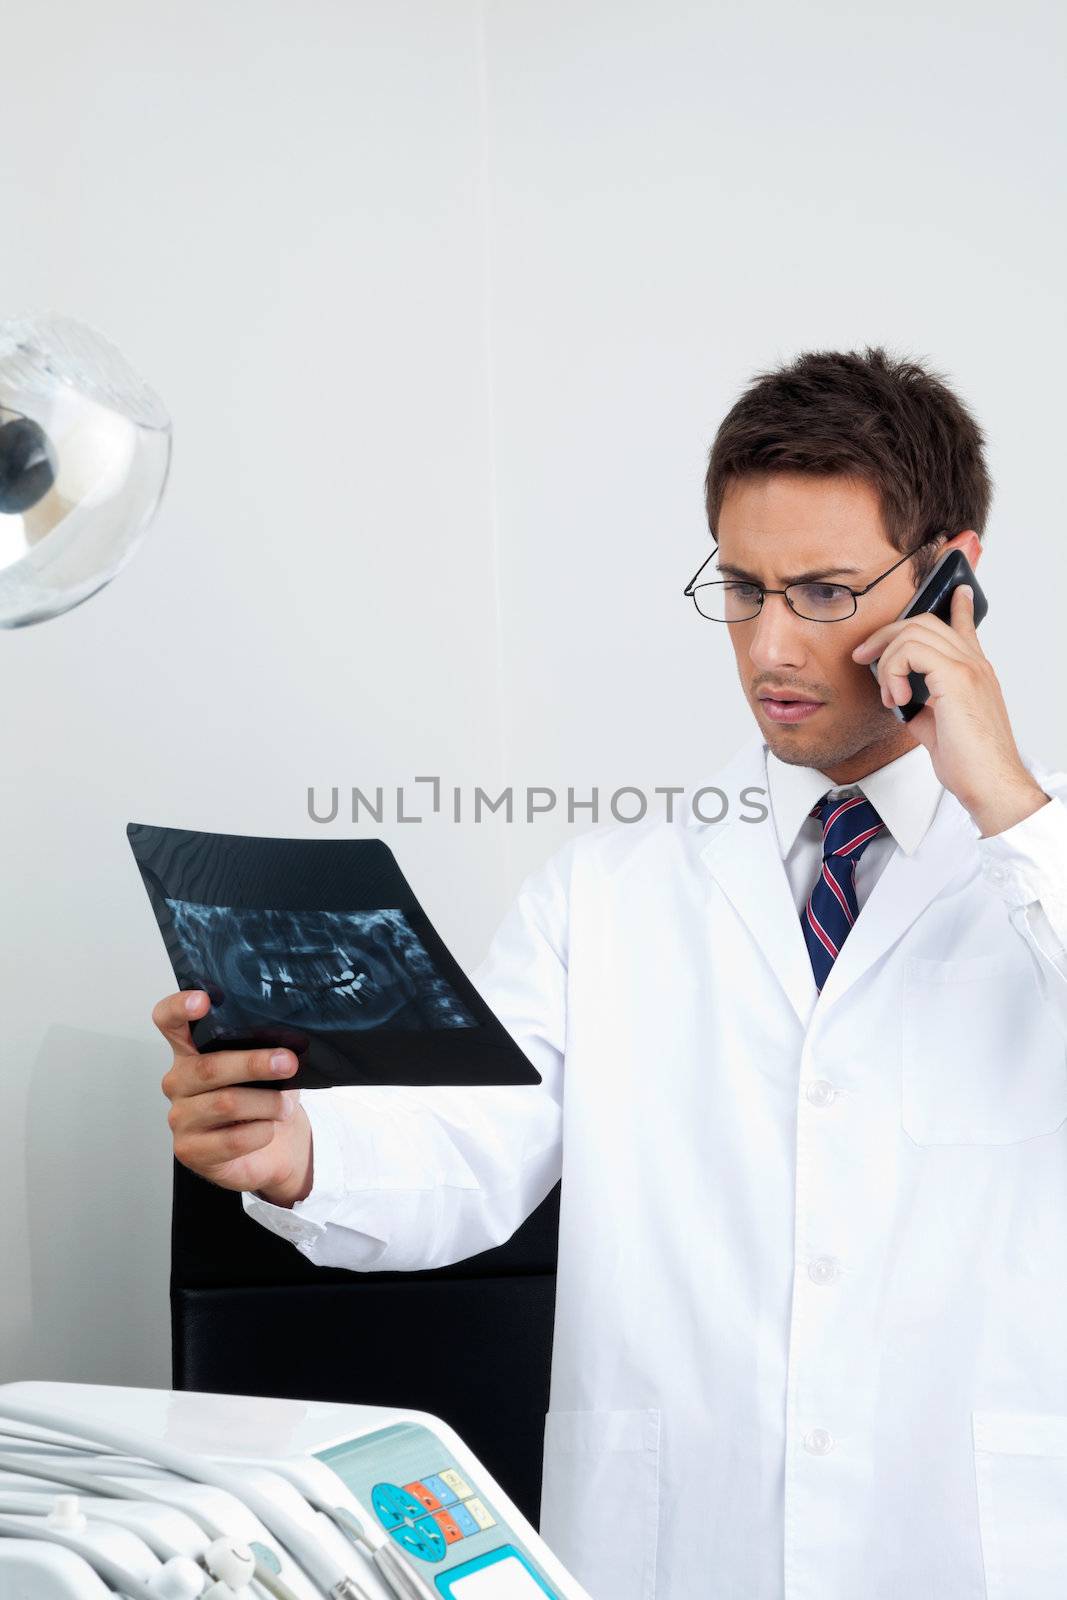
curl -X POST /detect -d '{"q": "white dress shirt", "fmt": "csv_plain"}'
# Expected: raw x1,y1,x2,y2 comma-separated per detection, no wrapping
767,741,1067,984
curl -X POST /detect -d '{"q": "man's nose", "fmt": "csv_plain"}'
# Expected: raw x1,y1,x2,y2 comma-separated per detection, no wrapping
746,592,810,668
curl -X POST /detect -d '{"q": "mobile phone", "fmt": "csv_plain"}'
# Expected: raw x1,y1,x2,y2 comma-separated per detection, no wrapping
869,547,988,723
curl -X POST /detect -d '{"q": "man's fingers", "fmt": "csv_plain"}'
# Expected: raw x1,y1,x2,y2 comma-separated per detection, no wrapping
172,1087,298,1135
162,1043,298,1101
952,582,979,633
151,990,211,1058
173,1120,278,1169
853,588,980,663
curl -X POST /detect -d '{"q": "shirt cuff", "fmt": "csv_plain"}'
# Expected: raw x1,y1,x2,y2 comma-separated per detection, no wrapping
976,793,1067,925
241,1088,371,1249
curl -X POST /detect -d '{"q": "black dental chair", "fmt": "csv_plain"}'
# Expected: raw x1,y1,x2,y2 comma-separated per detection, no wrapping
170,1161,560,1525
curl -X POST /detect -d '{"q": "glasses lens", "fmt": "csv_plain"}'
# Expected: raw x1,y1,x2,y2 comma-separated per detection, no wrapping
787,582,856,621
692,581,762,621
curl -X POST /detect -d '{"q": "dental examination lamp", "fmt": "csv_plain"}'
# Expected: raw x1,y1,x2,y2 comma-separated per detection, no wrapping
0,311,171,629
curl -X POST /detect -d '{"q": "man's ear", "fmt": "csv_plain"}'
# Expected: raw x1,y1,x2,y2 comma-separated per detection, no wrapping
952,529,982,568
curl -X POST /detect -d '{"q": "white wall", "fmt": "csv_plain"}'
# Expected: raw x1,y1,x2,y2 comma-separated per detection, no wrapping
1,0,1063,1382
482,0,1067,879
0,0,504,1384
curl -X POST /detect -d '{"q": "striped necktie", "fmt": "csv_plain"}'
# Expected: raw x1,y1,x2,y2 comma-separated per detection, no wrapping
801,791,886,991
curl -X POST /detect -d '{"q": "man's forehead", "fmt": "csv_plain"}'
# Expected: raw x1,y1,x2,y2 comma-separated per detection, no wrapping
716,477,891,568
718,471,885,529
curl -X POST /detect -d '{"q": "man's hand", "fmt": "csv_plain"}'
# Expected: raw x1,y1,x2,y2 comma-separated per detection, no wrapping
155,990,314,1208
851,583,1050,837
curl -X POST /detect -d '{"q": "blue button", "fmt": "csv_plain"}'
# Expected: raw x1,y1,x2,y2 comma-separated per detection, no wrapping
448,1502,480,1537
371,1482,424,1531
404,1516,447,1561
421,1473,459,1507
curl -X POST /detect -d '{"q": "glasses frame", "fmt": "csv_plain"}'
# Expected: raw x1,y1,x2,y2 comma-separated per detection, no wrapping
682,531,950,623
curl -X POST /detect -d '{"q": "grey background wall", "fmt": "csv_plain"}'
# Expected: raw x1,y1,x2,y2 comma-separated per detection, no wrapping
0,0,1062,1383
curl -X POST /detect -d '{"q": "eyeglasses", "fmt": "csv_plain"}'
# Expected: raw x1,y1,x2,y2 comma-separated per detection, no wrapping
682,532,948,623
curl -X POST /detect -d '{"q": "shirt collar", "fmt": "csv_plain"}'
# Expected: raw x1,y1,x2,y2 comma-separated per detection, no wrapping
764,739,944,859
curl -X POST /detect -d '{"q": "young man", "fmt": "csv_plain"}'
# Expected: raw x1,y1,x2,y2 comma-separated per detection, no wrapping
156,346,1067,1600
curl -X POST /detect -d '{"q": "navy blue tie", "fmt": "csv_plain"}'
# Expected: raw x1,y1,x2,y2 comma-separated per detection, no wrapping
801,791,886,991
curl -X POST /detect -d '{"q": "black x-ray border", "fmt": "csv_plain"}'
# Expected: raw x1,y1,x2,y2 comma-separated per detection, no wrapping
126,822,542,1090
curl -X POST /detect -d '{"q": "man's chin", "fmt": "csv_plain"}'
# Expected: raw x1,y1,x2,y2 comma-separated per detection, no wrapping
757,704,901,771
756,702,849,766
763,729,825,766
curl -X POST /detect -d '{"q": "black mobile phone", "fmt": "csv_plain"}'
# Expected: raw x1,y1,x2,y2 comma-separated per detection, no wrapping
869,548,988,723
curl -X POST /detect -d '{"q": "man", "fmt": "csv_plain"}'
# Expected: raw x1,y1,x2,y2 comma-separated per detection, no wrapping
156,346,1067,1600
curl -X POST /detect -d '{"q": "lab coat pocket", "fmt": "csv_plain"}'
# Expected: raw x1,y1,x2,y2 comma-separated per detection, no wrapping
539,1407,660,1600
901,953,1067,1145
973,1411,1067,1597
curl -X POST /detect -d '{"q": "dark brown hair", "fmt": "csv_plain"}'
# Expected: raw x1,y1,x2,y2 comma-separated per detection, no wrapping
704,345,992,586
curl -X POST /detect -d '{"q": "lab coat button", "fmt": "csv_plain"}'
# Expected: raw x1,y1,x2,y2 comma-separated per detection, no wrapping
806,1079,836,1107
808,1256,840,1285
804,1429,835,1456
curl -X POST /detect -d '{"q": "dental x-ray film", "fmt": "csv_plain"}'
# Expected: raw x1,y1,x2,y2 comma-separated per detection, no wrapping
126,822,542,1090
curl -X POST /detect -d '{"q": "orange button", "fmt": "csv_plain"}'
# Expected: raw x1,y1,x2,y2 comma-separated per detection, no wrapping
403,1481,442,1512
431,1509,464,1544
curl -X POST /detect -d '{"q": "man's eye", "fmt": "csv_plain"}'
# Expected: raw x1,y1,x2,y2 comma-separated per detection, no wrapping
728,582,762,600
794,582,852,608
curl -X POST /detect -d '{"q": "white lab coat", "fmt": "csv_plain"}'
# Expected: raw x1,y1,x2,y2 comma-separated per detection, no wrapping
246,730,1067,1600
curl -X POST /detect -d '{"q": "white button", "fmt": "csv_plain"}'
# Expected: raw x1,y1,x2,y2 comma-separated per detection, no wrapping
808,1256,840,1285
804,1429,835,1456
806,1079,836,1107
987,865,1007,884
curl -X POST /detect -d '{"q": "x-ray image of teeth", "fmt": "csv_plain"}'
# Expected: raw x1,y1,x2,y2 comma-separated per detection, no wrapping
164,901,476,1031
127,822,543,1087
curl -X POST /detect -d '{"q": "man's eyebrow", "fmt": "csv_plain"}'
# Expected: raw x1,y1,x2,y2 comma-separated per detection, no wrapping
716,560,865,584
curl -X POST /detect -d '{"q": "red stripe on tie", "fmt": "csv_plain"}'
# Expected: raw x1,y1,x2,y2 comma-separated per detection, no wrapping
821,861,854,925
837,823,883,856
805,900,839,958
822,794,867,839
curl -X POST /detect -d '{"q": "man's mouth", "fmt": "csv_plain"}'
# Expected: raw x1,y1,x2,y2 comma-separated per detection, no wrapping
758,689,823,703
757,691,825,723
